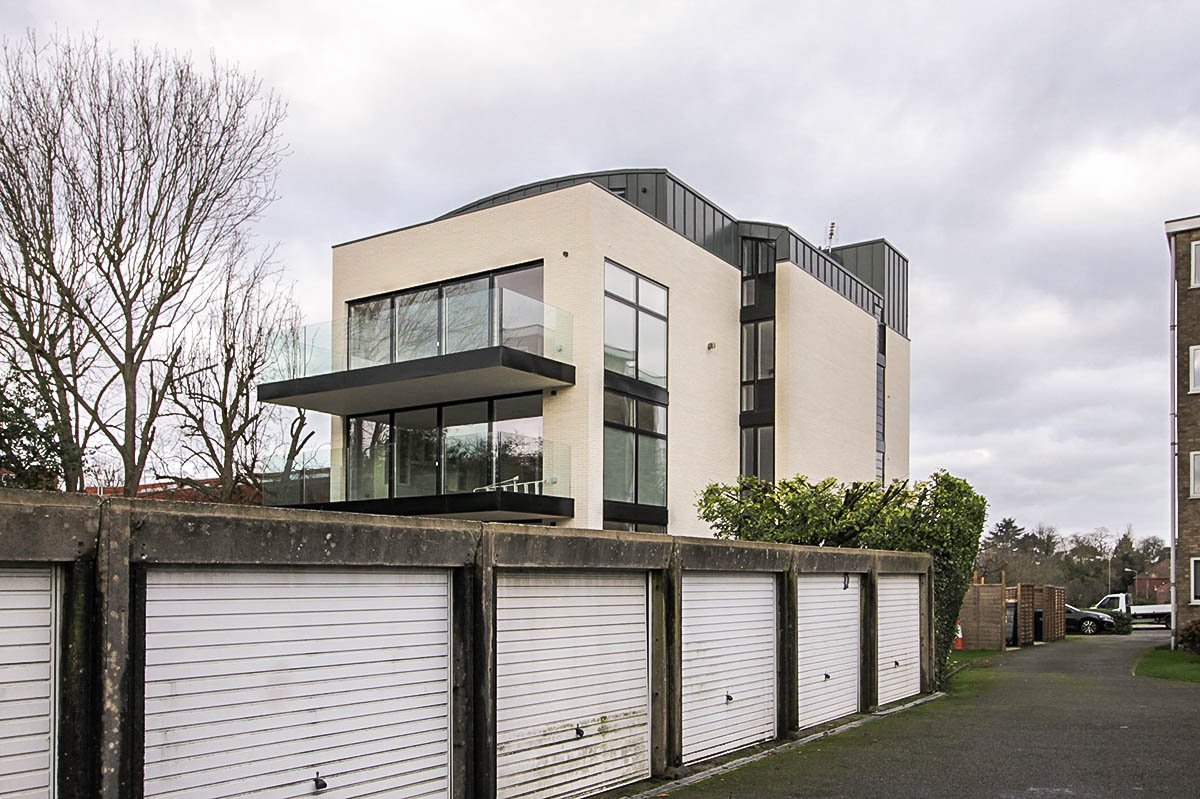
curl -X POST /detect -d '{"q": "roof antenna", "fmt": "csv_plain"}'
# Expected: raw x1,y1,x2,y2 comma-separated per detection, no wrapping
824,221,837,250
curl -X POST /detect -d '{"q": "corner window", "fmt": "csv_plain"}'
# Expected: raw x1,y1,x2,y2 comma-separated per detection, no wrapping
347,394,544,500
1192,452,1200,498
1191,346,1200,393
603,389,667,506
1192,241,1200,287
604,261,668,388
347,262,545,366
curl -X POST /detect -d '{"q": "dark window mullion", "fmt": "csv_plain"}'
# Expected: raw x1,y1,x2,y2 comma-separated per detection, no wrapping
487,399,496,487
436,406,444,495
388,411,395,499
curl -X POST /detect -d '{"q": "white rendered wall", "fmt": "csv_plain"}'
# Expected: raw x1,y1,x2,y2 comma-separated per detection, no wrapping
586,188,740,538
775,264,878,484
327,184,739,535
884,329,911,481
329,185,601,524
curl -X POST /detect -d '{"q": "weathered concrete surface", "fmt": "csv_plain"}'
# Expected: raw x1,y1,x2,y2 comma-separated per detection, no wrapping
643,631,1200,799
0,488,935,794
0,488,98,560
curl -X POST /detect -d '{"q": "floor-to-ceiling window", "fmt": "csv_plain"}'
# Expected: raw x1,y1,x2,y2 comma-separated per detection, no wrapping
347,414,391,500
346,262,544,366
602,261,669,532
604,261,668,387
347,394,547,500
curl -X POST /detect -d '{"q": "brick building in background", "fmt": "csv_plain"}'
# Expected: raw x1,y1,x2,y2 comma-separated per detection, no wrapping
1166,214,1200,639
1132,559,1171,605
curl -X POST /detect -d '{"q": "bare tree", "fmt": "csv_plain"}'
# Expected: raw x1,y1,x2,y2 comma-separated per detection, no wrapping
152,240,305,502
0,32,286,494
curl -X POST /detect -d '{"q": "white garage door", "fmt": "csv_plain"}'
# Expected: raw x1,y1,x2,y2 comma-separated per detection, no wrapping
1,566,58,799
876,574,922,706
680,571,776,764
797,573,860,728
495,571,649,799
142,568,452,799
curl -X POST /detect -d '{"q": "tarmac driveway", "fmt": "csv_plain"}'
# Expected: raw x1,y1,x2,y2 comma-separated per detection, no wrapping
653,631,1200,799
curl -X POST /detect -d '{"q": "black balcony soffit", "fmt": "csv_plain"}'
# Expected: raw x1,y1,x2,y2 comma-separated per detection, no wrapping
284,490,574,522
257,346,576,416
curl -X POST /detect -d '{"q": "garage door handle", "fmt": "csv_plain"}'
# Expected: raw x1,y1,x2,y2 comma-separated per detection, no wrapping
824,673,831,681
894,660,901,668
574,725,585,739
314,772,328,791
725,693,733,703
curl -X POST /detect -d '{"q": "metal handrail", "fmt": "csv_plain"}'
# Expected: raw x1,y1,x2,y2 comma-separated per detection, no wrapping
473,475,546,495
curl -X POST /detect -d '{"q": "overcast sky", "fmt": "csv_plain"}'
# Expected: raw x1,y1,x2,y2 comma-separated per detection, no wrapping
7,0,1197,540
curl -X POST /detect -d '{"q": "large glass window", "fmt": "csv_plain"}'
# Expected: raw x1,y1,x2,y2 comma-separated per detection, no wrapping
603,427,636,503
1192,241,1200,288
1191,452,1200,498
347,414,390,500
394,289,439,362
443,401,489,493
603,389,667,506
393,408,438,497
443,278,491,355
741,319,774,412
349,394,545,499
604,297,637,377
346,263,543,366
348,297,392,369
495,268,545,354
494,394,543,487
604,261,668,388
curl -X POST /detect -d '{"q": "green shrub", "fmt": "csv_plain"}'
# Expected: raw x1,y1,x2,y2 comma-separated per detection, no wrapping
1179,619,1200,655
697,470,987,689
1110,611,1133,635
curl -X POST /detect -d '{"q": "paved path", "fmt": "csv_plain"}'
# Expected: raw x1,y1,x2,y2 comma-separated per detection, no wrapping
655,632,1200,799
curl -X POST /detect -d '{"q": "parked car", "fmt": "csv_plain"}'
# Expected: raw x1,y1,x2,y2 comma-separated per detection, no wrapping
1064,603,1115,635
1091,593,1172,628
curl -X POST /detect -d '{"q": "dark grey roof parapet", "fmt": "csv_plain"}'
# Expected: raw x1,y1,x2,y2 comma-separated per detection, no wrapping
338,168,908,333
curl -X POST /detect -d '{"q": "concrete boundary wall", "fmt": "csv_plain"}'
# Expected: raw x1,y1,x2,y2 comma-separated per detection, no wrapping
0,489,933,799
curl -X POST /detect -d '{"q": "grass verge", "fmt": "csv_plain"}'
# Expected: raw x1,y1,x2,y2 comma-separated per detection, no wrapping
1135,646,1200,683
947,648,1001,671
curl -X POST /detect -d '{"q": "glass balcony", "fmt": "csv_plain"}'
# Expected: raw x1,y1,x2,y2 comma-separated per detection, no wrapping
262,432,571,512
266,288,573,382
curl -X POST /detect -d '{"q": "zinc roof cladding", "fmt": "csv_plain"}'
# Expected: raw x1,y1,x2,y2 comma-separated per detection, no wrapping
336,168,896,326
440,169,885,305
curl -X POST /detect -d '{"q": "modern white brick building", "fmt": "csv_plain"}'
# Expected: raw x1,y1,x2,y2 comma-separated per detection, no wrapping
259,169,910,537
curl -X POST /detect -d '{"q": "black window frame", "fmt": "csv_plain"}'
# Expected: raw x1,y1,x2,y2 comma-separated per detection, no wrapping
740,424,774,482
344,260,544,365
345,391,544,499
602,388,667,508
604,260,669,388
740,319,775,413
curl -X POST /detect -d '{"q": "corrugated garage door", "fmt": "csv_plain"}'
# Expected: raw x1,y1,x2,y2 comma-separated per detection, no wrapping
495,571,649,799
680,571,776,764
876,574,921,706
797,573,860,728
0,566,58,799
142,568,451,798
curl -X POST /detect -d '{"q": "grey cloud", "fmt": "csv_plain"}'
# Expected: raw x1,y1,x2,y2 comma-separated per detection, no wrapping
8,0,1198,537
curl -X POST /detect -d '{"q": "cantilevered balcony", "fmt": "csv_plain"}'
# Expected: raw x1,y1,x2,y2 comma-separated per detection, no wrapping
258,288,574,415
261,431,573,521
